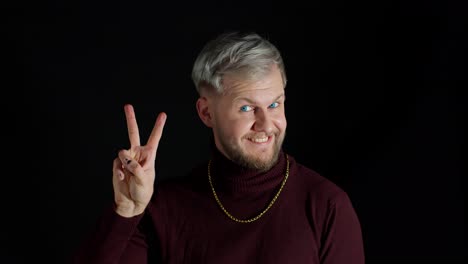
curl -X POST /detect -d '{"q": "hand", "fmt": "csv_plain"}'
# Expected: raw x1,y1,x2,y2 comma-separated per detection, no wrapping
112,104,167,218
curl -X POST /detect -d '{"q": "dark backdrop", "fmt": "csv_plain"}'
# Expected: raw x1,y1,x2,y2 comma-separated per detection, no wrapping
5,0,465,263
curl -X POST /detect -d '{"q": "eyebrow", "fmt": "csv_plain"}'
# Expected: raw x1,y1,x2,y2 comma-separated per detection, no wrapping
234,93,285,104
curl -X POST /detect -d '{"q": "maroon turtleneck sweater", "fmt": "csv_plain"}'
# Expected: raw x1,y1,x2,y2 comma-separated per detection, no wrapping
73,149,364,263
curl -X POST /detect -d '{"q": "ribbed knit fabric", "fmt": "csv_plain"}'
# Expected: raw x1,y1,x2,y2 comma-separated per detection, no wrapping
72,148,365,264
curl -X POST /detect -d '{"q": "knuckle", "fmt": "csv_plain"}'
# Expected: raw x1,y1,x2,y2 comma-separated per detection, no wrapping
135,166,144,175
118,149,128,156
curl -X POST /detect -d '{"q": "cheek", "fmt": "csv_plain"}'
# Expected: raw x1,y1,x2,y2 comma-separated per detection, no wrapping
229,118,255,137
218,114,255,139
273,112,287,130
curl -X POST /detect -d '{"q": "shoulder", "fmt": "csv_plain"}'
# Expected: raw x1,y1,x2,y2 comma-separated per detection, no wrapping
152,161,208,201
286,155,359,230
287,154,350,206
147,161,209,221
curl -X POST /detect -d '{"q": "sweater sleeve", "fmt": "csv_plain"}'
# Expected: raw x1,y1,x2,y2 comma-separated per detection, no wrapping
319,191,365,264
71,205,149,264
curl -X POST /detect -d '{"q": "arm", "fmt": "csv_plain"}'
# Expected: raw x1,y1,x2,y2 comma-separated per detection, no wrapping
72,105,167,263
72,206,147,264
319,192,365,264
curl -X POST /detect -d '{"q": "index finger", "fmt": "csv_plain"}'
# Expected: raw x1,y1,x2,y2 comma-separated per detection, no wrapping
124,104,141,147
147,112,167,152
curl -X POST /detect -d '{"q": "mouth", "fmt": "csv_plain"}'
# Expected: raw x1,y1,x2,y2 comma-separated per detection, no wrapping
246,135,272,144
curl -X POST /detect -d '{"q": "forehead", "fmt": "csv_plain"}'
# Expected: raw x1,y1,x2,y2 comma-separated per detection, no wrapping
221,65,284,100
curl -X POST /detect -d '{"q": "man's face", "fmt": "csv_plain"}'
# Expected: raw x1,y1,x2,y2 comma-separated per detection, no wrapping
209,65,287,172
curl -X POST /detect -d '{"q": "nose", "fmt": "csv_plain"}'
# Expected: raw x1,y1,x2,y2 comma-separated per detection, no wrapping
253,109,273,134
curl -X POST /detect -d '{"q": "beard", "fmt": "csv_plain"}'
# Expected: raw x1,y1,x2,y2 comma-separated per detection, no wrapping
215,128,286,172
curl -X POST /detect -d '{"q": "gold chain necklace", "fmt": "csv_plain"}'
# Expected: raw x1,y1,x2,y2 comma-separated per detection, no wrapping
207,154,289,223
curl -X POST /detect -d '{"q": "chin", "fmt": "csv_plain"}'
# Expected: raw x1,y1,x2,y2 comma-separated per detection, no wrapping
242,148,279,172
219,136,282,172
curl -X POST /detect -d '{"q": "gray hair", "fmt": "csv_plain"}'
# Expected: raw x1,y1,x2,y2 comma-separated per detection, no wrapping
191,32,287,94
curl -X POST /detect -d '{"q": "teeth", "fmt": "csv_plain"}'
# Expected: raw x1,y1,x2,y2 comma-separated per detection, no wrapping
249,137,268,143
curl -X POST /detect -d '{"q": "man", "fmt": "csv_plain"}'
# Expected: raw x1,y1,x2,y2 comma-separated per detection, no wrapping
73,32,365,263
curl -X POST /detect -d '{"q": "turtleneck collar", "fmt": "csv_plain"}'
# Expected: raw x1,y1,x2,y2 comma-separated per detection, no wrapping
208,146,288,195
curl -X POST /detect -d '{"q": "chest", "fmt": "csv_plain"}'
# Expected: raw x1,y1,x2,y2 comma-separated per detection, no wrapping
162,199,320,264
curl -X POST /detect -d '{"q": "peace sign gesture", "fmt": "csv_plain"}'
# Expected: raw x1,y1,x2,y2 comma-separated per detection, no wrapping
112,104,167,217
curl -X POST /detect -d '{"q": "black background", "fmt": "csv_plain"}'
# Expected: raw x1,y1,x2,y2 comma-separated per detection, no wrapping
4,0,465,263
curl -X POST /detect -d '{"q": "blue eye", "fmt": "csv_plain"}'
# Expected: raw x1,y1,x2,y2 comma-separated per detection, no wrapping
240,105,253,112
269,102,279,108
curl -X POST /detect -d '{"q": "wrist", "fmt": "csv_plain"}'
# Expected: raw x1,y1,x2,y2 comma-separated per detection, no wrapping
114,204,145,218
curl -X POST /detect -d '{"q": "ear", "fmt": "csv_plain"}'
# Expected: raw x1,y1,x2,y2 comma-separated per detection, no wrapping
196,97,213,128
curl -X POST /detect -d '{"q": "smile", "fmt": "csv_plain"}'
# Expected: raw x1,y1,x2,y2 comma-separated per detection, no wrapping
247,136,270,143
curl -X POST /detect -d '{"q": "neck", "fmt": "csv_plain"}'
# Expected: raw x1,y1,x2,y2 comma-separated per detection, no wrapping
209,147,287,195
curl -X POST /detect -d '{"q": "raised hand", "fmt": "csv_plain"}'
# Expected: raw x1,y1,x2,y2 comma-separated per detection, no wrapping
112,104,167,217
